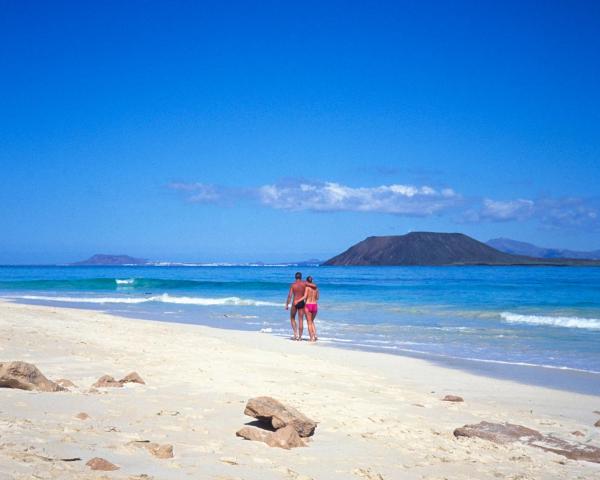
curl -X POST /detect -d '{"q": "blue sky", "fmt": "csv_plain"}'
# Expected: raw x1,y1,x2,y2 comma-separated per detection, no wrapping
1,1,599,263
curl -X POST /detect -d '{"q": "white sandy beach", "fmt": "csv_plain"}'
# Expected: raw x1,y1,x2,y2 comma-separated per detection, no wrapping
1,300,599,479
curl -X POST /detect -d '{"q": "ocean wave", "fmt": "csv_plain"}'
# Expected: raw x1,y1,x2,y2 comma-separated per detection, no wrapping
0,277,288,291
500,312,600,330
14,294,280,307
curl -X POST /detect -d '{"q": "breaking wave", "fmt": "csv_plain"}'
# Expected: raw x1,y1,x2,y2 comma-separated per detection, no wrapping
501,312,600,330
14,294,280,307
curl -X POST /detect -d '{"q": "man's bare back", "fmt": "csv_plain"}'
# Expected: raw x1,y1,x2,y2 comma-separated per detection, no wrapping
291,281,306,305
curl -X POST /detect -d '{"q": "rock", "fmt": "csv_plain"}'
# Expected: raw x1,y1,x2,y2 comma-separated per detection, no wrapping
267,425,305,449
454,421,543,444
244,396,316,437
119,372,145,385
595,420,600,428
92,375,123,388
156,410,180,416
571,431,585,437
236,425,304,449
86,457,119,471
146,443,173,459
0,361,65,392
454,421,600,464
237,426,272,443
442,395,464,402
56,378,77,388
75,412,90,420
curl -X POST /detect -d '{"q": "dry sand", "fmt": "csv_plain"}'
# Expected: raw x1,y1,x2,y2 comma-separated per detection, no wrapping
0,300,599,479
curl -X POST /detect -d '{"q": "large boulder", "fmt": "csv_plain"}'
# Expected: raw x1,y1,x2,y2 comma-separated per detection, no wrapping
0,361,65,392
236,425,305,449
454,421,600,464
454,421,542,444
244,396,316,437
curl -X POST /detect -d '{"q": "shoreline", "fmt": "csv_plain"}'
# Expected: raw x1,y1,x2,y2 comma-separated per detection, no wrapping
7,297,600,396
1,300,599,479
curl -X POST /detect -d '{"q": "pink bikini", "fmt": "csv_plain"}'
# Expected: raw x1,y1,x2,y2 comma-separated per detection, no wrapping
305,303,318,314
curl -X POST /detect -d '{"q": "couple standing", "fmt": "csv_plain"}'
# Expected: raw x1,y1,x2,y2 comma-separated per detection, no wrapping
285,272,319,342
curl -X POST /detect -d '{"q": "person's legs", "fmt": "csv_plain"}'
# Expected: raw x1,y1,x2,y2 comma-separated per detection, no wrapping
297,307,305,340
290,306,298,340
305,304,318,341
304,309,312,341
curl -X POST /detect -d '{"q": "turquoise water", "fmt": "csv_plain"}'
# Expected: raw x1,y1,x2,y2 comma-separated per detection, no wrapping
1,265,599,393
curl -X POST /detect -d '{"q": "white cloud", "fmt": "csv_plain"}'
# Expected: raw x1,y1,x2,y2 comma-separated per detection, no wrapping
465,196,599,230
168,182,221,203
537,197,600,229
479,198,535,221
169,179,599,231
258,182,459,215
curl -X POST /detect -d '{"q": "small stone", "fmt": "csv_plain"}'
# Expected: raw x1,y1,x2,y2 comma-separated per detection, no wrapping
92,375,123,388
86,457,119,471
156,410,180,416
442,395,464,402
75,412,90,420
119,372,145,385
571,431,585,437
146,443,173,459
56,378,77,388
595,420,600,428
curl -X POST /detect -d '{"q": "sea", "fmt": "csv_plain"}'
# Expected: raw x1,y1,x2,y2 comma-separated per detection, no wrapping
1,265,599,395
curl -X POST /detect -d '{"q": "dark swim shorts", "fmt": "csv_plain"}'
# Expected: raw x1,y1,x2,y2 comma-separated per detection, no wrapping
295,300,306,309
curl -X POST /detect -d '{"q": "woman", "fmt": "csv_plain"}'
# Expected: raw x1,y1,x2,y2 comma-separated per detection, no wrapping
296,275,318,342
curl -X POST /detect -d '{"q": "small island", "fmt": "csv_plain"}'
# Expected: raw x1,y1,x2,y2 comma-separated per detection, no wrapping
71,254,149,266
323,232,600,266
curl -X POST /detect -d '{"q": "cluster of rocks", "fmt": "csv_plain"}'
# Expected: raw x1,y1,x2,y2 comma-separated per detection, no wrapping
92,371,145,388
0,361,146,394
1,361,161,472
236,396,317,449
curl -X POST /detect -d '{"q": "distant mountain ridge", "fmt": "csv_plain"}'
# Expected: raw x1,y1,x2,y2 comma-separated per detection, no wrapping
487,238,600,260
72,254,149,266
323,232,600,266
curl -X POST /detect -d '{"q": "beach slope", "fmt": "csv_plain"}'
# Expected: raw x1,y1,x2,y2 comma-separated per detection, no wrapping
0,300,598,479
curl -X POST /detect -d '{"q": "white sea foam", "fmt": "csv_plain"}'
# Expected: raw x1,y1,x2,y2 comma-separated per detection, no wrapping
115,278,135,285
16,294,280,307
501,312,600,330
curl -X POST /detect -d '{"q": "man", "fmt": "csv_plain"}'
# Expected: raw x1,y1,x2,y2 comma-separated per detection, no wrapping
285,272,316,341
285,272,306,340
